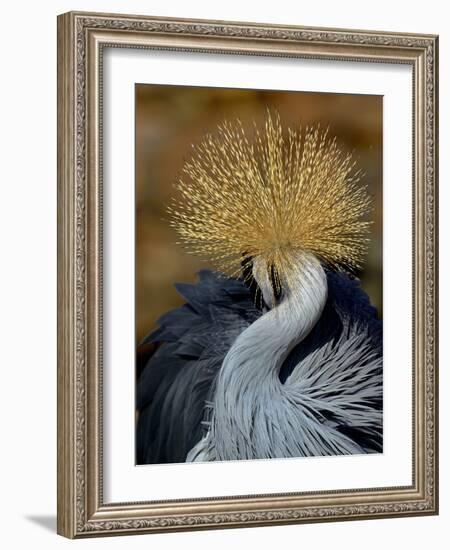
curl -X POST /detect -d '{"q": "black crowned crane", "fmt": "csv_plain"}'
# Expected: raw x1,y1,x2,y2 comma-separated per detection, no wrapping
136,113,382,464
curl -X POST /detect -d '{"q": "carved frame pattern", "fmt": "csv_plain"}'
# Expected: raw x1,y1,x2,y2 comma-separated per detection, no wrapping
57,11,438,538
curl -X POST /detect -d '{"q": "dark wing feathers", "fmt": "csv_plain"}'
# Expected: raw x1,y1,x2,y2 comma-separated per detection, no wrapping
136,270,260,463
136,269,382,464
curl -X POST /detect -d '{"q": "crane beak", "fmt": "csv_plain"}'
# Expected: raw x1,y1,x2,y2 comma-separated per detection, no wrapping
251,256,278,310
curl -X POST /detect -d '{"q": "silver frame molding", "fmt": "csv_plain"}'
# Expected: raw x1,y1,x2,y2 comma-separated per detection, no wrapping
57,11,439,538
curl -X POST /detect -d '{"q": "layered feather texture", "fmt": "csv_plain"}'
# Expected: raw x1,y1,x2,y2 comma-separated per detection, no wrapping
137,113,381,464
136,269,382,464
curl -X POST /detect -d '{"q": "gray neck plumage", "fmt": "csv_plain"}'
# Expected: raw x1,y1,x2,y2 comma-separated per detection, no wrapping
209,251,328,460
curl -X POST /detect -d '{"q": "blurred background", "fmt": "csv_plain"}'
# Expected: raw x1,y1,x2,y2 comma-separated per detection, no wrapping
135,84,382,347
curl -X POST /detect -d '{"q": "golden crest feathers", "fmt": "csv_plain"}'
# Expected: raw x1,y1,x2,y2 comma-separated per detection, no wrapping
169,112,372,283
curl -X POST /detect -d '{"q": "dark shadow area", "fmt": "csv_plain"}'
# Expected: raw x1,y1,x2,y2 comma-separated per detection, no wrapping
25,515,56,533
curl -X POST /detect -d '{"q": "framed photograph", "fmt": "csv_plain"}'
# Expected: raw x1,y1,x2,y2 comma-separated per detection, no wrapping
57,11,439,538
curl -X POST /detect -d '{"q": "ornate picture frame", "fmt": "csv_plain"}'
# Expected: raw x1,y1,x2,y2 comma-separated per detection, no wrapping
57,11,438,538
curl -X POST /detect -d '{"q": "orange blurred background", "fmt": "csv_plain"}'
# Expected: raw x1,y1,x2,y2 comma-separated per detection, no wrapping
135,84,382,345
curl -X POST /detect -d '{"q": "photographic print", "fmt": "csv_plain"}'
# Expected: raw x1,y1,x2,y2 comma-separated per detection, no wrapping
135,85,383,465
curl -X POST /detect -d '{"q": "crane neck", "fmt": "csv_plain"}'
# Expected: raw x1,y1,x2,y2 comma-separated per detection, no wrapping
208,252,328,460
246,252,328,380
